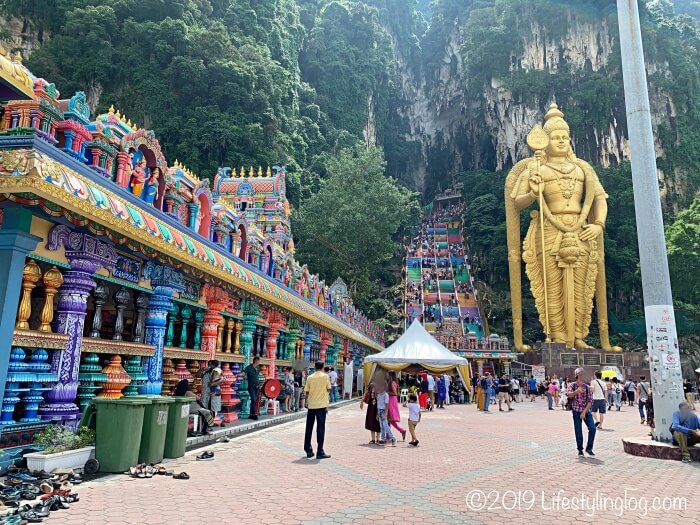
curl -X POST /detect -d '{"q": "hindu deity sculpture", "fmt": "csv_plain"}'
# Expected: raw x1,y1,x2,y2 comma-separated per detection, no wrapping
141,167,160,205
130,158,146,196
505,104,618,351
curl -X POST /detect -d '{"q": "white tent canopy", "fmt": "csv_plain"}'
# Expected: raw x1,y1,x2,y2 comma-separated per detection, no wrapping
364,320,471,387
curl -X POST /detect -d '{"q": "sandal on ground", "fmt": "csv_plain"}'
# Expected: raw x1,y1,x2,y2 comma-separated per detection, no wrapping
368,440,376,444
173,472,189,480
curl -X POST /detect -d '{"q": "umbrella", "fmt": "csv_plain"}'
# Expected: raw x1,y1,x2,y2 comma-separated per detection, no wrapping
601,370,617,379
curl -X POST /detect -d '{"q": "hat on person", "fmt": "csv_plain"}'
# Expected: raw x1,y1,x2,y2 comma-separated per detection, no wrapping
574,367,585,377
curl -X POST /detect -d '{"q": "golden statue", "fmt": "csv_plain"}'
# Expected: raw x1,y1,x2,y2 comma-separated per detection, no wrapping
505,103,619,351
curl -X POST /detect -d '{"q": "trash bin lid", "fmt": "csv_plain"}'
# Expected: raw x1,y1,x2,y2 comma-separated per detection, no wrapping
131,395,175,404
92,398,150,405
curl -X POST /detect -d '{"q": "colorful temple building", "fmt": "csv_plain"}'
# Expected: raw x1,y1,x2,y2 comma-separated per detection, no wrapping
0,50,382,446
404,187,516,376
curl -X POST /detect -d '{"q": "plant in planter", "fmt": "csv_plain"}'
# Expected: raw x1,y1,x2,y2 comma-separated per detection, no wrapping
24,425,96,473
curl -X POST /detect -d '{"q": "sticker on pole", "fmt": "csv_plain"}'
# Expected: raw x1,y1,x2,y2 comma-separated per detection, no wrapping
662,352,680,368
181,405,189,419
157,410,168,425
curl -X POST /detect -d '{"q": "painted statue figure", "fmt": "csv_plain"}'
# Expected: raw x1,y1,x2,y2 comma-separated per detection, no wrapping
130,158,146,196
505,104,619,351
141,167,160,205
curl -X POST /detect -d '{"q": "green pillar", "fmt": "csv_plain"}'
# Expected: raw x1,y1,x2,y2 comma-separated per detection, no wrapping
286,319,300,361
238,299,260,418
0,208,40,402
165,303,179,347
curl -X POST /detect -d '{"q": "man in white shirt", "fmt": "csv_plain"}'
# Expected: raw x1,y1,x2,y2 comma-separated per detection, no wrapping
427,374,436,411
511,377,520,403
443,374,451,405
637,375,651,424
590,371,608,430
328,368,338,403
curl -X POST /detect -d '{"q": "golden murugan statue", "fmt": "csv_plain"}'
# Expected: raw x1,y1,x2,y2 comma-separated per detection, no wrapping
505,103,619,351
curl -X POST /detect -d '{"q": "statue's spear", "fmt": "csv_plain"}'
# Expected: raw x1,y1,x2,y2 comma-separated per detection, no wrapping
527,125,552,343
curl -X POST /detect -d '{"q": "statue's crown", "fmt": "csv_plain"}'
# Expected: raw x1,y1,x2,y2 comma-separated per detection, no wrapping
543,103,569,135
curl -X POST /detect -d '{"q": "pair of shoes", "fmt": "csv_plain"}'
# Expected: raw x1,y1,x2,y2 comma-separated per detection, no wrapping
305,450,314,459
196,451,214,461
585,449,595,457
401,430,406,441
316,452,331,460
409,440,419,447
681,455,692,463
173,472,189,480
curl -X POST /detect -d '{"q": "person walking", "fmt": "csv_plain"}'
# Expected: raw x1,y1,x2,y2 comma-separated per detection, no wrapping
497,374,513,412
605,376,614,411
404,394,421,446
683,379,696,410
443,373,452,406
242,356,261,420
376,380,396,446
590,371,608,430
427,374,436,411
329,367,339,403
625,378,636,407
303,360,331,459
546,379,559,411
481,373,493,413
611,378,622,411
387,372,407,440
527,375,537,402
567,367,596,457
283,367,295,413
360,382,380,444
293,368,306,411
637,375,651,424
436,375,447,409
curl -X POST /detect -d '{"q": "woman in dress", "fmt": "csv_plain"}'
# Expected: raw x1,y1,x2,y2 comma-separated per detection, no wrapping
386,371,407,441
360,382,381,444
436,375,446,409
283,367,294,412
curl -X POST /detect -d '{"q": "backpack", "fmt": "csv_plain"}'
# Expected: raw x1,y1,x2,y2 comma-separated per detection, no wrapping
480,377,488,388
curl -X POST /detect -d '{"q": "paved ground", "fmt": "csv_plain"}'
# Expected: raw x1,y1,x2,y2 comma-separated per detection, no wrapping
49,398,698,524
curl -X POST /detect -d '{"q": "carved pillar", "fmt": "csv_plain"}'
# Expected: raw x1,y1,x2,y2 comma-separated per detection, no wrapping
286,320,300,361
303,327,313,366
320,331,331,364
234,320,242,354
476,359,484,375
89,282,109,338
238,299,260,418
40,225,117,422
179,305,192,349
165,303,179,347
224,318,234,353
201,284,230,360
112,287,130,341
38,266,63,332
216,317,225,353
193,309,204,349
266,311,284,379
141,262,184,394
132,292,149,343
15,259,41,329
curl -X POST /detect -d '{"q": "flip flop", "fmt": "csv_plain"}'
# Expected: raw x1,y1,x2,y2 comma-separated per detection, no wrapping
173,472,189,480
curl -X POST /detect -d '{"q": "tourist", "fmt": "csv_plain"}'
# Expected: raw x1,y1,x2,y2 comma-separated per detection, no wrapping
590,371,607,430
404,393,421,446
419,373,430,410
242,356,261,420
671,402,700,463
174,379,214,435
481,373,493,413
605,376,614,410
386,371,407,440
360,382,380,444
209,360,223,419
527,375,537,402
611,378,622,411
567,367,596,457
303,360,331,460
625,378,636,406
329,367,339,403
636,375,651,424
497,374,513,412
646,390,655,436
436,375,446,409
683,379,696,410
546,379,559,411
293,368,306,411
559,379,570,409
375,380,396,446
284,367,294,412
427,373,436,411
443,373,451,405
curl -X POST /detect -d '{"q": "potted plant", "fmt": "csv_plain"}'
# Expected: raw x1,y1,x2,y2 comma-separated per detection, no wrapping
24,425,95,473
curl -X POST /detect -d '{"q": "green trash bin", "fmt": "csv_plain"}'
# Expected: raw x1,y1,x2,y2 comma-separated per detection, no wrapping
93,398,149,473
163,396,191,459
134,395,174,465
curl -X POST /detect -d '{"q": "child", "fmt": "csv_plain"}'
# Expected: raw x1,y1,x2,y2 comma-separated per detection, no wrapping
403,394,421,446
376,382,396,446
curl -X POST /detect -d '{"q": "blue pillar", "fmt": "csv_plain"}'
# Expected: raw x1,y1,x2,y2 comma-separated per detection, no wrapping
187,203,199,230
0,209,40,405
141,262,184,394
303,326,314,366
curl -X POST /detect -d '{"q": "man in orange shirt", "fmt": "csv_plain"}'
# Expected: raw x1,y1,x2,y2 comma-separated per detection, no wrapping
303,361,331,460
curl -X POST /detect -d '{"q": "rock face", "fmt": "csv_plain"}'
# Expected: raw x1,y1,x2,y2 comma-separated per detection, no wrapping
389,10,678,200
0,16,45,58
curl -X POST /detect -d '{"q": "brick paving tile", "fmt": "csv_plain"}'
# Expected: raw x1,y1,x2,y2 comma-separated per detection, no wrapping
42,398,699,525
